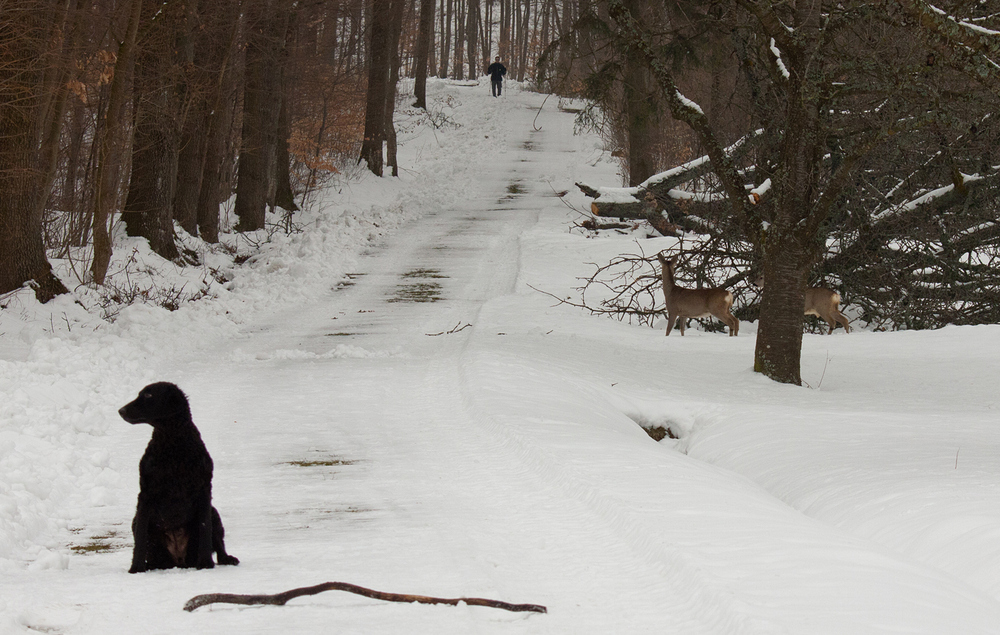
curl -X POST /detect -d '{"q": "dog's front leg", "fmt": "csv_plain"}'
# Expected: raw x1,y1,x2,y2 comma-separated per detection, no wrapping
129,500,151,573
193,497,215,569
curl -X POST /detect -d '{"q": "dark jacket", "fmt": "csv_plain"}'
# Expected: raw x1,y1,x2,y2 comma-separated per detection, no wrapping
487,62,507,83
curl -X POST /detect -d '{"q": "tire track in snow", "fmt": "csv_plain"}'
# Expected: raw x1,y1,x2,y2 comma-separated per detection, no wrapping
432,105,776,634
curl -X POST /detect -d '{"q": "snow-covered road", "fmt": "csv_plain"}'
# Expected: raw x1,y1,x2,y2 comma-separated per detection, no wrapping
4,82,1000,633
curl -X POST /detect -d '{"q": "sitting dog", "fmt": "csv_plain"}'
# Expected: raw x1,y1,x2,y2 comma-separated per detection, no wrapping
120,382,239,573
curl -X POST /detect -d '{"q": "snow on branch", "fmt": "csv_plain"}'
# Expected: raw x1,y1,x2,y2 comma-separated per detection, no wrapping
873,171,995,221
926,3,1000,37
769,39,790,79
575,131,765,222
674,90,705,115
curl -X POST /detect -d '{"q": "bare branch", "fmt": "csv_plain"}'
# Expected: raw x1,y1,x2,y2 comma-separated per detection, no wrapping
184,581,548,614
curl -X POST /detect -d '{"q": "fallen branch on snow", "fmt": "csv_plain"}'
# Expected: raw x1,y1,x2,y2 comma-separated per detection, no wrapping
426,322,472,336
183,581,548,613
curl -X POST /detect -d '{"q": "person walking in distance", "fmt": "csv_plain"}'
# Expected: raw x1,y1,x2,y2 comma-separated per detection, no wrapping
487,56,507,97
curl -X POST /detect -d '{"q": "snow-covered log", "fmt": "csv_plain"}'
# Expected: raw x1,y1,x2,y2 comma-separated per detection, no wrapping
575,132,761,222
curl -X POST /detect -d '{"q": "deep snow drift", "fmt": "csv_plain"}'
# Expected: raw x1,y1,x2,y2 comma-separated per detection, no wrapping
2,79,1000,634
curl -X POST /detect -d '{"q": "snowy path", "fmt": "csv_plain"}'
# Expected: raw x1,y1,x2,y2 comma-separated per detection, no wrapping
5,83,1000,633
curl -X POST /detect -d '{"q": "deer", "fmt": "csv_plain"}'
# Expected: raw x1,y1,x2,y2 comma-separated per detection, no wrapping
754,277,851,334
657,254,739,337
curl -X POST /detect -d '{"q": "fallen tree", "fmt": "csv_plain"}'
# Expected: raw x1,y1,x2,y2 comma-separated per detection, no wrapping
573,166,1000,332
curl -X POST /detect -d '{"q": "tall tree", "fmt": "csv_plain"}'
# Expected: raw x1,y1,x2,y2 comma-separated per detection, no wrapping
360,0,393,175
234,0,288,231
383,0,406,175
438,0,452,77
122,0,185,261
412,0,436,108
195,1,243,243
466,0,479,78
91,0,143,285
0,1,70,301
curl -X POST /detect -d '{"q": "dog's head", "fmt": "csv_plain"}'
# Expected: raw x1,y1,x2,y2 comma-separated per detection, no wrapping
119,382,191,426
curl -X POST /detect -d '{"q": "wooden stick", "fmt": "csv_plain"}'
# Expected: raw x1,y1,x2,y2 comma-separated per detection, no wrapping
183,581,547,614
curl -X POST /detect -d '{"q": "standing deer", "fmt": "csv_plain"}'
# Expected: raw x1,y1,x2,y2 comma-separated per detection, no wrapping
754,277,851,334
657,254,739,337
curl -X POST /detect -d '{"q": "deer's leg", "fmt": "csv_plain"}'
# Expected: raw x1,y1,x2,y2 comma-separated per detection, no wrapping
836,312,851,333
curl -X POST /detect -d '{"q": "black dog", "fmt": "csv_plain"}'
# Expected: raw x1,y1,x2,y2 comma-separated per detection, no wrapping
120,382,239,573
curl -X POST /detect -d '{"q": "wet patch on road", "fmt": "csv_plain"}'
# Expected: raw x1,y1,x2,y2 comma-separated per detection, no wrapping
69,527,128,555
388,269,448,303
402,268,448,280
389,282,443,303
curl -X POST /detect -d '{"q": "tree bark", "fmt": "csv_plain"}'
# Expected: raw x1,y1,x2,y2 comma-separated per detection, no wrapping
235,0,286,230
754,249,810,385
195,0,243,243
360,0,392,175
122,88,181,260
0,5,68,301
466,0,479,79
272,9,298,213
91,0,143,285
384,0,405,176
438,0,451,77
412,0,436,108
184,581,546,614
172,0,203,236
454,0,465,79
624,65,655,186
122,0,182,261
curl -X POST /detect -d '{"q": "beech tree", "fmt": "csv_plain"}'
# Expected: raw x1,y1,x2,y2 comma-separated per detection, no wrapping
235,0,291,231
0,1,71,300
413,0,436,108
122,0,186,261
360,0,406,176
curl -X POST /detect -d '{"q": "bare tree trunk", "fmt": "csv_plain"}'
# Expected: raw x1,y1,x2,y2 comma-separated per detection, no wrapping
516,0,529,81
384,0,405,176
122,85,181,260
556,0,571,79
173,0,205,237
235,0,286,230
537,0,551,86
755,253,810,386
91,0,143,285
466,0,479,79
622,0,654,186
480,0,490,74
438,0,451,77
412,0,436,108
428,2,437,79
272,9,298,213
500,0,510,59
0,4,69,301
454,0,465,79
34,0,84,229
122,0,182,261
273,52,299,213
360,0,393,175
196,0,243,243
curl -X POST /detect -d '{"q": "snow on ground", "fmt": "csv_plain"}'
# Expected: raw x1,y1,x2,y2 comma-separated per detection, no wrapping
2,78,1000,634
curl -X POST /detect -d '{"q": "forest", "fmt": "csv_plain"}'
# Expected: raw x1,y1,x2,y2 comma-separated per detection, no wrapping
0,0,998,385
